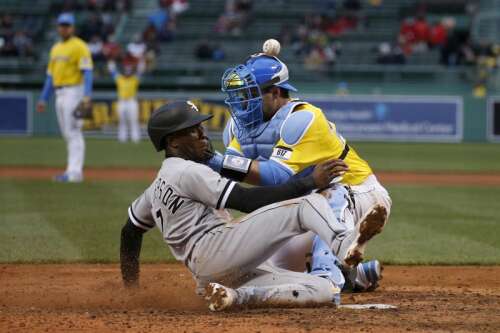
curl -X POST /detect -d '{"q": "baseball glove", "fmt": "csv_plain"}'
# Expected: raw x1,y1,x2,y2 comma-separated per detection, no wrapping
73,100,93,119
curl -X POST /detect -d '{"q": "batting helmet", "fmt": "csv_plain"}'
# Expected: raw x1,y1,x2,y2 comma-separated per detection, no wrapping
221,54,297,137
147,100,213,151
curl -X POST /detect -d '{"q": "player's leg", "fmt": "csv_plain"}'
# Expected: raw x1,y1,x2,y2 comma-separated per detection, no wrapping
64,86,85,180
188,193,354,286
117,100,127,142
205,261,340,311
54,87,84,182
268,231,314,272
129,99,141,143
350,175,392,225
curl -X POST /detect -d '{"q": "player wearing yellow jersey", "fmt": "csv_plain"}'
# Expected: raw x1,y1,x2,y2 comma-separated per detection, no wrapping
108,60,145,143
207,52,391,292
37,13,93,182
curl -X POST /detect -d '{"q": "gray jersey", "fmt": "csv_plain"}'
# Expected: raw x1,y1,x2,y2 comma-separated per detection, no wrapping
128,157,236,262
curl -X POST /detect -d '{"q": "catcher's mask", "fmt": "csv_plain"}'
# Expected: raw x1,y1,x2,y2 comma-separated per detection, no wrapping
147,100,212,151
221,54,297,138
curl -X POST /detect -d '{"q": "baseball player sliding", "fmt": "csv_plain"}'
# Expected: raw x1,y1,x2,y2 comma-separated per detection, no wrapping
120,100,386,311
37,13,93,183
205,39,391,292
108,60,145,143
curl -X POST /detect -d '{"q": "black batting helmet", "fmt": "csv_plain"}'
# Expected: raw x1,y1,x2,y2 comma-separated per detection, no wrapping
148,100,213,151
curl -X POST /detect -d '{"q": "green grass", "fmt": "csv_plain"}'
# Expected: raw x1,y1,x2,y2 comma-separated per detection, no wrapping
1,180,499,264
0,180,171,263
1,137,500,172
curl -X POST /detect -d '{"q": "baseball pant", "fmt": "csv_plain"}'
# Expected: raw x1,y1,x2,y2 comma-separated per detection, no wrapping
117,99,140,143
269,175,391,272
55,85,85,179
188,193,353,307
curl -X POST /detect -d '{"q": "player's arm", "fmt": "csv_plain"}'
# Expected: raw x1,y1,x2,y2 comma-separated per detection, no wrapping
107,60,119,81
79,43,94,105
226,159,347,213
37,51,55,113
181,159,347,213
120,189,155,288
120,218,146,288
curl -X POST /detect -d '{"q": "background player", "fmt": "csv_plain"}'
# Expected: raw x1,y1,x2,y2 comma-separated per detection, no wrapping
36,13,93,183
207,42,391,292
120,100,383,311
108,59,145,143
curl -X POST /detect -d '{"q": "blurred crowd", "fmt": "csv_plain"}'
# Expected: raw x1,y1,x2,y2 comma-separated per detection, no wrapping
0,14,37,58
278,0,366,69
56,0,190,76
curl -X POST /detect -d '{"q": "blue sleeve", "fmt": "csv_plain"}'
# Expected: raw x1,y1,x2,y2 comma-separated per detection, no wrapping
83,69,93,97
110,69,118,81
39,75,54,102
258,159,294,185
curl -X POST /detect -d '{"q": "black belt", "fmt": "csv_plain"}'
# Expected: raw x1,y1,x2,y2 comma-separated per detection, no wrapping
339,144,350,160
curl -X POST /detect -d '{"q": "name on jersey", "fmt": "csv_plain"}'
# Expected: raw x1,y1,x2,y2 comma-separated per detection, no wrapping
153,178,184,214
271,146,293,160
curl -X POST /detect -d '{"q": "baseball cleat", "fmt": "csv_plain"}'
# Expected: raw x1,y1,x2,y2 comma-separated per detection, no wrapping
354,260,383,292
53,173,83,183
205,283,237,312
343,204,387,268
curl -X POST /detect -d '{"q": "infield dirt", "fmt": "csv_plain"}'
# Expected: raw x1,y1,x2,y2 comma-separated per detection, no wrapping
1,264,499,333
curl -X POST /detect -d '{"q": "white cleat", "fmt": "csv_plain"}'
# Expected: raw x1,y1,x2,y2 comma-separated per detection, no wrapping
343,204,387,268
205,283,237,312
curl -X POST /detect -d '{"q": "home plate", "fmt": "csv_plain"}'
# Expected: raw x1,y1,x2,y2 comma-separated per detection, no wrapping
339,304,398,310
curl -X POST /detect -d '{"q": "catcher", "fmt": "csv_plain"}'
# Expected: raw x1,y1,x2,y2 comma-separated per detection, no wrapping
119,100,385,311
206,41,391,292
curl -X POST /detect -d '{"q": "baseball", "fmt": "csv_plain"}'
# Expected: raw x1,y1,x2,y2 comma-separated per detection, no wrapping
263,39,281,56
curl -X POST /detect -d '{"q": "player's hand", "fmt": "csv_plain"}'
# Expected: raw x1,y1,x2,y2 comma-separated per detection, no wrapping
36,101,46,113
312,159,349,189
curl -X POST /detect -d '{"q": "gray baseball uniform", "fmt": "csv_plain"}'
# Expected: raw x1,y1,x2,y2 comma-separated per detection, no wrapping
129,157,356,307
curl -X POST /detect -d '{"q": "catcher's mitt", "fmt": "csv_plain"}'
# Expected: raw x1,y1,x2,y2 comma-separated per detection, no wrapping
73,100,93,119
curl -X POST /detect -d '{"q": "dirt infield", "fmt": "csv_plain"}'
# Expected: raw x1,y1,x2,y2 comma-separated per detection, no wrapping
2,166,500,185
0,264,499,333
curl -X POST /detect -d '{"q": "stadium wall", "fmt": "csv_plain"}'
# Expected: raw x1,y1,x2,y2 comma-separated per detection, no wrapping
0,86,492,142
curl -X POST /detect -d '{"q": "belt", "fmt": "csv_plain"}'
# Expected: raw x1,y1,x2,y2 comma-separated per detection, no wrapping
55,85,79,90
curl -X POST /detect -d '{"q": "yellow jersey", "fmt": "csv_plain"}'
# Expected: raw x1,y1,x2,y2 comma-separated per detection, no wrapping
47,36,93,87
228,102,373,186
116,74,139,99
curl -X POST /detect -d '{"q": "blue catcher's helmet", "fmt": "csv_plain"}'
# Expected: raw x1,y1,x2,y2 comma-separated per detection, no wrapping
221,54,297,137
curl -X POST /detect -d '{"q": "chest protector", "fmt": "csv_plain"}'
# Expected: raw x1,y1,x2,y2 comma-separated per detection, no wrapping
232,100,307,160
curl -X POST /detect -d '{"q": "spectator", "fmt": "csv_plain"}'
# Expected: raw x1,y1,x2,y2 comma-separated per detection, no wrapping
102,34,122,61
79,13,103,41
13,31,34,57
376,42,405,64
127,34,146,61
148,6,175,41
343,0,361,11
429,19,447,48
214,0,253,36
412,14,430,52
88,35,105,62
194,39,226,61
0,31,17,56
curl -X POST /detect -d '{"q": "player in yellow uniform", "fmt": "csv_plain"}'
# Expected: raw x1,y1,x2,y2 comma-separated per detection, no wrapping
207,52,391,292
108,60,145,143
37,13,93,182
